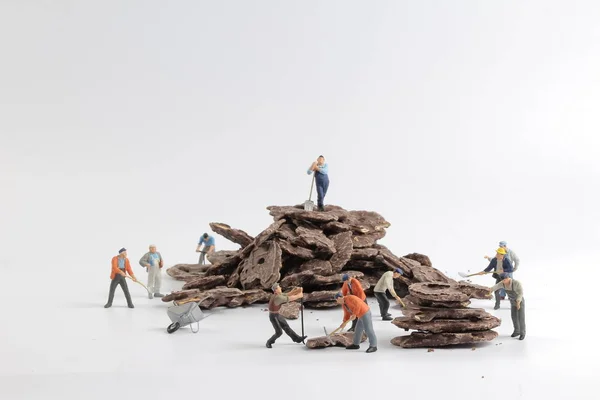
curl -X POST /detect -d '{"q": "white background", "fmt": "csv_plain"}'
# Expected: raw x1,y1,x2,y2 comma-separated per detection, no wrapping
1,1,599,399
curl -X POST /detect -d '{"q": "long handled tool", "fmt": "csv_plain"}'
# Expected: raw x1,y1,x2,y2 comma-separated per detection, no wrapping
303,174,316,211
324,326,343,338
125,275,152,296
458,270,499,278
300,299,305,344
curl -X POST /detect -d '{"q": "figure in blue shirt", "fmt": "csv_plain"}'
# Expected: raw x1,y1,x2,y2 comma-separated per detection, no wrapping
307,155,330,211
196,233,216,265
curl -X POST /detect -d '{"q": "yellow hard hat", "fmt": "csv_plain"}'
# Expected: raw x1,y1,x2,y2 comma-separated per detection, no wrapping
496,247,507,255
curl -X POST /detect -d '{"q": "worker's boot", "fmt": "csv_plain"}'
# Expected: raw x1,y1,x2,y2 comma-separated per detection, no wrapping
104,303,112,308
148,292,153,299
266,340,273,348
519,333,526,340
294,336,307,343
346,344,360,350
511,332,520,338
382,315,393,321
366,346,378,353
154,293,164,298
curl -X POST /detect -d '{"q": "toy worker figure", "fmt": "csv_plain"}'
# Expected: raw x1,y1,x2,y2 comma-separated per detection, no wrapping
266,283,307,348
485,241,520,272
105,248,137,309
341,274,367,332
307,155,329,211
196,233,215,264
373,268,405,320
139,244,164,299
489,273,526,340
334,293,378,353
485,241,520,301
475,247,514,310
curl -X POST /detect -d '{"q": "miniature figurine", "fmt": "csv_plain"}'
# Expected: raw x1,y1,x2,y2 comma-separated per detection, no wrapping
334,293,378,353
373,268,405,320
266,283,307,348
105,248,137,308
139,244,164,299
307,155,329,211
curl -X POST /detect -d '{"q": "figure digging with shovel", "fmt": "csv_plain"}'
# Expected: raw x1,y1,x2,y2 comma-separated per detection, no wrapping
334,293,378,353
306,155,329,212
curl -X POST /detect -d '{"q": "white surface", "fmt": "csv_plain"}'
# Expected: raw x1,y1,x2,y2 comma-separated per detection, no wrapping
1,1,599,399
0,266,598,400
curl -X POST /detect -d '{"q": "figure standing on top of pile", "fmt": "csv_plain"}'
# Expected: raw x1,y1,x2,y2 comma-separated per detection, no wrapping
374,268,405,320
307,155,329,211
196,233,215,264
334,293,378,353
139,244,164,299
475,247,514,310
489,273,526,340
266,283,307,348
341,274,367,332
105,248,137,309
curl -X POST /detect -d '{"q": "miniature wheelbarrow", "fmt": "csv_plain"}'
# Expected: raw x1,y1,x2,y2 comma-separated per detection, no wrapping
166,301,209,334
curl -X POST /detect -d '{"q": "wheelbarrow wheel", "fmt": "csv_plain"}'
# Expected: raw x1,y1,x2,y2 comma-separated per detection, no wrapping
167,322,181,334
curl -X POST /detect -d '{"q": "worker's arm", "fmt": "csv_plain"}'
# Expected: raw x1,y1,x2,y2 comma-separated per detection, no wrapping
385,274,401,301
139,253,150,268
489,282,502,295
513,281,524,309
317,163,328,174
307,161,318,174
125,259,136,281
511,250,520,271
479,259,495,274
341,283,349,296
288,291,304,302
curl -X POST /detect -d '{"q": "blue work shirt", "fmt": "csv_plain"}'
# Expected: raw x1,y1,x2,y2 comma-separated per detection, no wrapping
118,257,126,270
199,236,215,246
149,253,160,263
306,163,329,175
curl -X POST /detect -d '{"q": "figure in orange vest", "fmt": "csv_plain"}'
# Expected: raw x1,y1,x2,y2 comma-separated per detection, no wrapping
341,274,367,332
334,293,378,353
104,248,137,308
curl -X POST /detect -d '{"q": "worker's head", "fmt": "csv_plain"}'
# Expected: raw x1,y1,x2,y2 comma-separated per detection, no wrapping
393,268,403,278
334,292,344,305
317,155,325,165
499,241,507,248
271,283,282,295
118,248,127,257
495,247,506,260
149,244,156,253
500,273,511,284
203,233,209,239
342,274,349,282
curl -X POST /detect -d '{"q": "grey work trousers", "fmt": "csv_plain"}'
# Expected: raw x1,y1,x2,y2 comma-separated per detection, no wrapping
510,298,526,335
374,291,390,317
352,310,377,347
350,298,369,330
106,274,133,306
267,313,301,344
